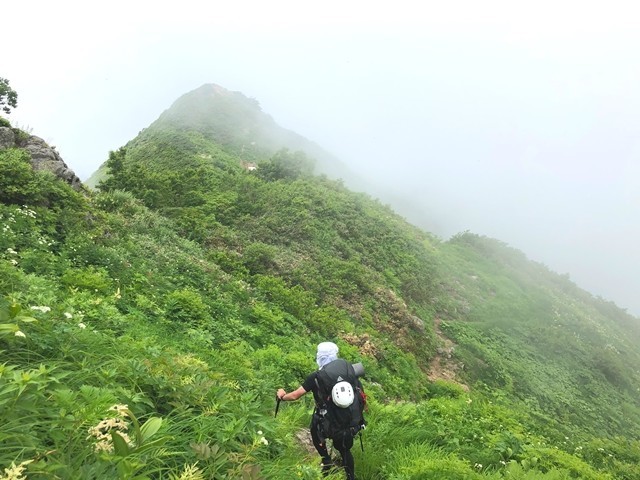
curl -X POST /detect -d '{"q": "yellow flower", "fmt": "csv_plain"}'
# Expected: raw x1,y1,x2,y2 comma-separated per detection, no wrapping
30,306,51,313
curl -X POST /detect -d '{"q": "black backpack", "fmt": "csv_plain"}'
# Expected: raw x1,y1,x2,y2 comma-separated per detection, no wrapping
315,359,366,439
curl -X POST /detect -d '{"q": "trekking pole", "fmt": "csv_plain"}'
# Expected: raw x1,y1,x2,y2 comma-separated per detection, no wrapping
274,395,282,418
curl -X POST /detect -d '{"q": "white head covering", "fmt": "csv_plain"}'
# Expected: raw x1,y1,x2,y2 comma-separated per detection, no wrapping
316,341,339,369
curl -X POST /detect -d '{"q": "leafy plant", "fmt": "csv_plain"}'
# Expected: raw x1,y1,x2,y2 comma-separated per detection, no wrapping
0,298,37,339
0,77,18,115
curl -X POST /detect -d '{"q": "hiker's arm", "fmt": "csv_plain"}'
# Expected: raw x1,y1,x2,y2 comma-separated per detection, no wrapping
277,386,306,401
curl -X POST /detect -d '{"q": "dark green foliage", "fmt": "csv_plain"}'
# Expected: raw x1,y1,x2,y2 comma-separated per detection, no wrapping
0,148,34,204
165,288,210,326
96,147,127,192
61,266,112,293
0,77,18,115
256,148,315,181
243,242,278,274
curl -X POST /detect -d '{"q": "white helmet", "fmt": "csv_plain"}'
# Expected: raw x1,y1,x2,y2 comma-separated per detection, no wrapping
331,381,355,408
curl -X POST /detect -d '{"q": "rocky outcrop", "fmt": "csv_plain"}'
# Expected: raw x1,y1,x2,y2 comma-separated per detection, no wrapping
0,127,83,190
0,126,15,148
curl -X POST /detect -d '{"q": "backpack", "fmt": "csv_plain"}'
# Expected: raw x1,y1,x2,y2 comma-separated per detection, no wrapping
315,359,366,440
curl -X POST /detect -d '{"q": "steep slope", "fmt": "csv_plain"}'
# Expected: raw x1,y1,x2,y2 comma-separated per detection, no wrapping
92,84,640,439
439,233,640,437
2,88,640,478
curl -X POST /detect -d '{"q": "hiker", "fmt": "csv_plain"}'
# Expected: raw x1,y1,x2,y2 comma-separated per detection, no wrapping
276,342,365,480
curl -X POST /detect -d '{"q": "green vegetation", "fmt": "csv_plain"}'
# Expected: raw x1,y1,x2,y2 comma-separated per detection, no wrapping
0,77,18,116
1,87,639,479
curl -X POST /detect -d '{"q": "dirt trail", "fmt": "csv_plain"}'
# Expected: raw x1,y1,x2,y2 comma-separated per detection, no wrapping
427,317,468,391
295,428,317,455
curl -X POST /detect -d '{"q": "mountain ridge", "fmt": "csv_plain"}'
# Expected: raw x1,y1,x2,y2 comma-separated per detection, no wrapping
86,83,361,190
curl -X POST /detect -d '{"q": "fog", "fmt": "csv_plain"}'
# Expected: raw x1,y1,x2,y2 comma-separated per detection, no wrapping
4,1,639,316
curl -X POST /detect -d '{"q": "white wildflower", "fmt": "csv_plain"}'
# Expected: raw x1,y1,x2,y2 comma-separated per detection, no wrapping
30,306,51,313
257,430,263,435
16,206,37,218
15,331,26,338
10,259,18,266
87,411,133,453
93,439,114,453
1,459,33,480
64,312,73,319
6,248,17,255
259,436,269,446
173,463,204,480
78,323,86,330
108,404,129,415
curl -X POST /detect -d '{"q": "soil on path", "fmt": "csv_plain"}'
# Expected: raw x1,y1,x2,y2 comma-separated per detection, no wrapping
427,317,468,391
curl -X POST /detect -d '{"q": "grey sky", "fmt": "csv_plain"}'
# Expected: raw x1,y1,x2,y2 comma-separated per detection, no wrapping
5,0,639,316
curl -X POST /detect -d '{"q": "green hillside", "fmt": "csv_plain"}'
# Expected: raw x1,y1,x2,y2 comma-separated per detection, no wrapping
85,84,355,188
1,85,639,479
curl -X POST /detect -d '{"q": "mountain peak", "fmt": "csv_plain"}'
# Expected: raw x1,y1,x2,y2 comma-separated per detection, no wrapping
196,83,235,97
155,83,262,132
87,83,354,187
139,83,355,180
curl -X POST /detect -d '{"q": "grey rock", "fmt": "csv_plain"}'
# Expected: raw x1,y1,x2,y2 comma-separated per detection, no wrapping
0,127,83,190
0,127,16,149
408,314,425,332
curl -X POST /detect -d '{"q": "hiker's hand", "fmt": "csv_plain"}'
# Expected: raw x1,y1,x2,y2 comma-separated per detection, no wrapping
277,388,286,400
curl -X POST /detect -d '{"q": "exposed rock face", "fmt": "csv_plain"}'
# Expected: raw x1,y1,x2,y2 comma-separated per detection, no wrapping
0,127,83,190
0,126,15,148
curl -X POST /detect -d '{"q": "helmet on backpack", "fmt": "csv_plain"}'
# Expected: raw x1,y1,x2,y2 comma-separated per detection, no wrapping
332,381,355,408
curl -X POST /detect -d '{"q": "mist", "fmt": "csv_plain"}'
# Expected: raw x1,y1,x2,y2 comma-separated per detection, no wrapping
4,0,639,316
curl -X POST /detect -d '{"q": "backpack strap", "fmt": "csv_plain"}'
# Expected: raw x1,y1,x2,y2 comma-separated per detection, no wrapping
314,376,327,409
